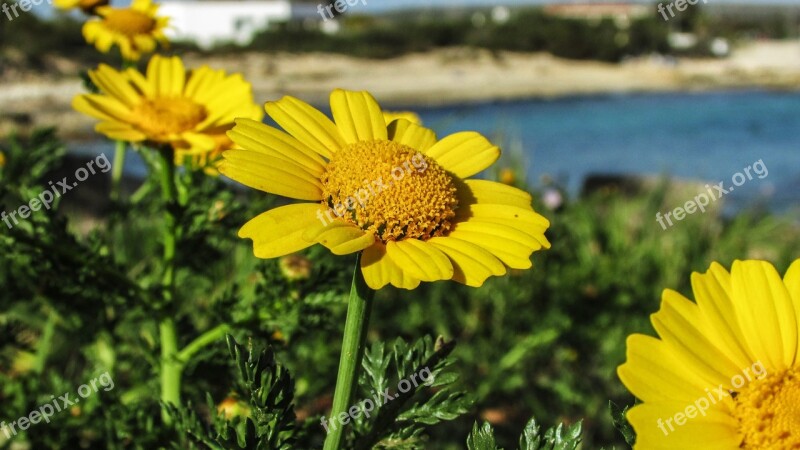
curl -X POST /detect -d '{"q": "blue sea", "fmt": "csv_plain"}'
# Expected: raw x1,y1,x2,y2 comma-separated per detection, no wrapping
402,90,800,212
76,90,800,212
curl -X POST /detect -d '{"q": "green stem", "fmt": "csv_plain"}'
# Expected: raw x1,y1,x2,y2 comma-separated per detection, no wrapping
177,324,230,364
323,254,374,450
110,140,126,201
33,309,57,374
157,148,180,422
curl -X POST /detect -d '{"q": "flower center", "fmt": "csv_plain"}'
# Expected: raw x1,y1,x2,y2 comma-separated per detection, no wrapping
132,97,207,140
733,366,800,449
321,140,458,242
103,9,156,36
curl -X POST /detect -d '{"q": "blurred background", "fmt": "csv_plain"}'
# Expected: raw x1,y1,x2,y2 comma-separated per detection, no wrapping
1,0,800,448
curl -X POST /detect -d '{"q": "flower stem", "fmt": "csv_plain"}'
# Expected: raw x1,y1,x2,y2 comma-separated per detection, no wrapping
110,140,126,201
323,254,374,450
157,148,180,422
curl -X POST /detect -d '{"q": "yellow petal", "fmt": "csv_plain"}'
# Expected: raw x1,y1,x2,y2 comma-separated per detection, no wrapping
227,118,326,178
784,259,800,323
428,237,505,287
303,220,375,255
452,220,543,251
265,95,346,159
447,228,533,269
219,150,323,201
239,203,325,258
651,289,749,389
424,131,500,178
691,263,755,370
627,402,741,450
361,243,420,290
386,239,453,282
148,55,185,98
89,64,141,108
387,119,437,153
95,122,146,141
330,89,387,144
617,334,723,404
730,260,798,370
460,179,533,210
72,94,132,123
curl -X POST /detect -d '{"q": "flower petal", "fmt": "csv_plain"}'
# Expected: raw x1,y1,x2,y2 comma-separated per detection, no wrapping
730,260,798,370
617,334,723,404
424,131,500,178
651,289,750,388
265,95,345,158
148,55,185,98
219,150,323,201
227,118,326,178
330,89,388,144
95,122,146,141
627,402,741,450
386,239,453,282
387,118,437,153
361,243,420,290
302,220,375,255
239,203,325,258
428,237,505,287
460,179,533,210
691,263,755,371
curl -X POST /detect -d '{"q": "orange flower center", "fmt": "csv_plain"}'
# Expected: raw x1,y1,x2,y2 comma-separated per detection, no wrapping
132,97,207,141
79,0,107,13
103,9,156,36
733,366,800,449
320,140,458,242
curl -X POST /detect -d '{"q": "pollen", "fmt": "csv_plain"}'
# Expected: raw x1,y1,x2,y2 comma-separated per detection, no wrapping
320,140,458,242
103,9,156,36
132,97,207,140
733,366,800,449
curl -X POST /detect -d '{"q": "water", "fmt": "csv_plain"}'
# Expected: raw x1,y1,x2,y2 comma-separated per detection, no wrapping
72,90,800,211
405,90,800,211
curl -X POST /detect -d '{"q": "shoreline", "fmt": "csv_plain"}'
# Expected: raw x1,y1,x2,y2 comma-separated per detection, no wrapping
2,40,799,139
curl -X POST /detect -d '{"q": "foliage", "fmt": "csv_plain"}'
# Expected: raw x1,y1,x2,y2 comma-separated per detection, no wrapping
2,129,799,448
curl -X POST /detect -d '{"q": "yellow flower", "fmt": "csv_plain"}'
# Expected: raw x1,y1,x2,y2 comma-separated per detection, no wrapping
383,111,422,126
82,0,168,62
219,89,550,290
73,55,262,169
53,0,108,14
618,259,800,449
0,151,5,168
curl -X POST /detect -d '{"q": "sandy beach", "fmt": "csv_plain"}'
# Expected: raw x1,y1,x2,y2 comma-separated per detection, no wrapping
2,39,799,139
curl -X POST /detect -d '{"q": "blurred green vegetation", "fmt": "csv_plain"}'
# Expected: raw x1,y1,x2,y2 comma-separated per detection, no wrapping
1,129,798,448
0,2,794,69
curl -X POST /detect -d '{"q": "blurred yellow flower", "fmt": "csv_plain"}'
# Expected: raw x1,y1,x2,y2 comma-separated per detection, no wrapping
73,55,262,169
499,168,516,185
383,111,422,126
220,89,550,290
618,259,800,449
53,0,108,14
0,151,5,168
82,0,168,62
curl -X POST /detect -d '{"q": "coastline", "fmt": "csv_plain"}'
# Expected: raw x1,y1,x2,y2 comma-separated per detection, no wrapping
2,39,799,139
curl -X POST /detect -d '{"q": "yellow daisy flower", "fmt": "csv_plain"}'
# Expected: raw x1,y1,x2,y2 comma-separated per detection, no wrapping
383,111,422,125
219,89,551,290
618,259,800,449
82,0,169,62
53,0,108,14
73,55,262,168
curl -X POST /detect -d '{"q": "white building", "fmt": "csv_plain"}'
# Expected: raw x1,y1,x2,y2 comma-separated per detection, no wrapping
159,0,318,49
